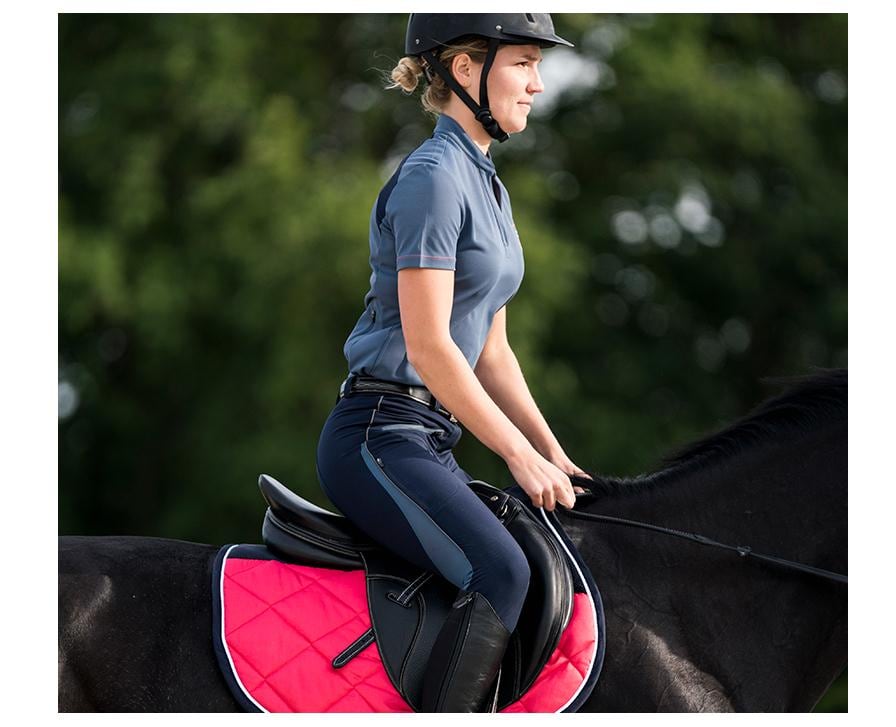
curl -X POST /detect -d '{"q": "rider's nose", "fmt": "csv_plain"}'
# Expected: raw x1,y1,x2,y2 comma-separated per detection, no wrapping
528,67,544,95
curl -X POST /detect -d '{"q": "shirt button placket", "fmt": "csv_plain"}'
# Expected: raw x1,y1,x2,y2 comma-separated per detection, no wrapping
490,173,509,248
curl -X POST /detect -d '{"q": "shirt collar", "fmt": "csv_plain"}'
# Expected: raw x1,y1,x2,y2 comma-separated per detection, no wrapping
434,114,496,174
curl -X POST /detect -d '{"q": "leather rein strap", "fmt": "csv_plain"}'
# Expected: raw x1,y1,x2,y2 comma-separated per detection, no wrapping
560,508,848,585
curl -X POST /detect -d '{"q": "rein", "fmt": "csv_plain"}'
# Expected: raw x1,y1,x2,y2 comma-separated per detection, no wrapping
559,507,848,585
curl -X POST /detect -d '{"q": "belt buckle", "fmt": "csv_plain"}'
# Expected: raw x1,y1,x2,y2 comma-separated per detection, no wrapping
339,374,357,399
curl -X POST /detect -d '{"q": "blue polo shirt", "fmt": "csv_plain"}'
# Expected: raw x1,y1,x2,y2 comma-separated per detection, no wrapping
343,114,525,386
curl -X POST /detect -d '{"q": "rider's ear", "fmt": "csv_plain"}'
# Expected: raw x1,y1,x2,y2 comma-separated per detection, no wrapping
450,53,474,88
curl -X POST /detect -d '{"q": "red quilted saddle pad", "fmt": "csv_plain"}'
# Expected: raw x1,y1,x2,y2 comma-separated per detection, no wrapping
213,546,599,712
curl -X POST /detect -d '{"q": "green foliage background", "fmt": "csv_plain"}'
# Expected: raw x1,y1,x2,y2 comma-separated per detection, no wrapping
58,14,846,711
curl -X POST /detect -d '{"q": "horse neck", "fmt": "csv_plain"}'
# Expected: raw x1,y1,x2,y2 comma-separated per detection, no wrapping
569,419,847,711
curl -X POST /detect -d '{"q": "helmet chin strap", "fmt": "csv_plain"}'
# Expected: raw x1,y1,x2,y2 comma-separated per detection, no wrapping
421,38,509,143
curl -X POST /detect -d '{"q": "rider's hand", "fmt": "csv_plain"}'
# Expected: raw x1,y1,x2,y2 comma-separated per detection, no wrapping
504,446,576,511
546,449,594,495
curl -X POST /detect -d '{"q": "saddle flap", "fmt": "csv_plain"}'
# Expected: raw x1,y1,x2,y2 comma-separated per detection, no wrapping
362,550,457,711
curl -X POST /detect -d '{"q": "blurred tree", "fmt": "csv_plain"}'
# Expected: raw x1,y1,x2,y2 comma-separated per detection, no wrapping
59,14,846,709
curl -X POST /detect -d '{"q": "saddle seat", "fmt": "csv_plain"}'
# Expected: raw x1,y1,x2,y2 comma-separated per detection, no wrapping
258,474,575,711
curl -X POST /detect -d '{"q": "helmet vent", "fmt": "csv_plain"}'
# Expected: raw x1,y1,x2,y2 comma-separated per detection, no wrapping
526,13,535,23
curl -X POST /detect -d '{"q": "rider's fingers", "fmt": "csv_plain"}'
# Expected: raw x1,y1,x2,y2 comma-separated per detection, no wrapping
558,478,576,509
529,489,544,509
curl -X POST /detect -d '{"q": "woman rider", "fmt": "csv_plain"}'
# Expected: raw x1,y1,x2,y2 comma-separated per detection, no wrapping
316,14,592,712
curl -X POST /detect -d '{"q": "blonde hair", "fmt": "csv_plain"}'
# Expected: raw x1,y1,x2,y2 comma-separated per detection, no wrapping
386,38,490,116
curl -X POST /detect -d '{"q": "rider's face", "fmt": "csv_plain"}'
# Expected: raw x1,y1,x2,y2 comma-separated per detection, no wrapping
467,44,545,135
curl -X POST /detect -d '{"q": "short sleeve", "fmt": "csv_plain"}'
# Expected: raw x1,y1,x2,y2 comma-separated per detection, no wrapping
386,161,463,271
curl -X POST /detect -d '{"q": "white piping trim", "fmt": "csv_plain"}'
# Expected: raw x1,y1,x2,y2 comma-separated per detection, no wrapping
536,508,600,713
218,545,269,713
365,395,385,442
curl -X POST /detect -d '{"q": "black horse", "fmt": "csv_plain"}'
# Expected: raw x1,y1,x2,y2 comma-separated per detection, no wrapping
58,369,847,712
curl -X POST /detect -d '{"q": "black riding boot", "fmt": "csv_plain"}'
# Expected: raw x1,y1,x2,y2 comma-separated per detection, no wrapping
420,590,512,713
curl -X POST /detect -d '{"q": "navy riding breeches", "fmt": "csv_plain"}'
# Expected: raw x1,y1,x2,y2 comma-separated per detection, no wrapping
316,391,530,632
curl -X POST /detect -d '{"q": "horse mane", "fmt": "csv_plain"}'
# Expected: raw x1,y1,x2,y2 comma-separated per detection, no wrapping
571,368,847,498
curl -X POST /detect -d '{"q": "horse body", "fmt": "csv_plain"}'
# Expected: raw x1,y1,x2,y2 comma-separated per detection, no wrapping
58,370,847,712
58,536,238,711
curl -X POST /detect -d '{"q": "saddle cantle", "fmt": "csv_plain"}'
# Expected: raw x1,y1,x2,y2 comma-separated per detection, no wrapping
211,474,605,712
259,474,372,570
260,473,575,710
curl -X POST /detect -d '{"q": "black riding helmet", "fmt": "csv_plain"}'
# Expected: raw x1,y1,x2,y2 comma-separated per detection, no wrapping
405,14,574,142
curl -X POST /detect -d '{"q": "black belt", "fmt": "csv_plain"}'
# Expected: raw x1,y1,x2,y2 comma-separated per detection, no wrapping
338,374,457,422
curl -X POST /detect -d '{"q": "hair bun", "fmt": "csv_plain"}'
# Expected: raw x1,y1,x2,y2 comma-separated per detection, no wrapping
389,56,423,94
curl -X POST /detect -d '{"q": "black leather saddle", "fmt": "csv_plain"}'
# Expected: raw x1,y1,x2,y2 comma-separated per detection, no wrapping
258,474,575,712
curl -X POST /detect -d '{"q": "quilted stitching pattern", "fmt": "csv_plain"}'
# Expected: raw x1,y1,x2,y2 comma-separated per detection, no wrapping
223,558,410,712
220,557,596,713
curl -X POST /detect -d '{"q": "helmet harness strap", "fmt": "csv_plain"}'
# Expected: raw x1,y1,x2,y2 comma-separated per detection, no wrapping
420,37,510,143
